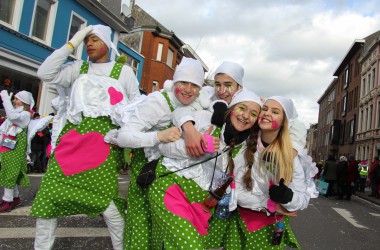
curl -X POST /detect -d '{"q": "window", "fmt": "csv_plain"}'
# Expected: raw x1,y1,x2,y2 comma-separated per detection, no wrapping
31,0,58,44
372,68,376,87
152,81,158,92
349,117,355,144
67,13,86,58
118,51,139,75
343,67,349,89
0,0,23,29
167,49,174,67
341,93,347,117
156,43,163,61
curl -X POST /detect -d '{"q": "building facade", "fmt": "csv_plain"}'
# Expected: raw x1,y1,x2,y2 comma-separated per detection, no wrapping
120,4,208,94
0,0,143,115
356,31,380,162
332,39,363,159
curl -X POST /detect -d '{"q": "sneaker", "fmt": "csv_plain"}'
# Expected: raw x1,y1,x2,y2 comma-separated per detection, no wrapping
0,200,13,213
11,197,21,209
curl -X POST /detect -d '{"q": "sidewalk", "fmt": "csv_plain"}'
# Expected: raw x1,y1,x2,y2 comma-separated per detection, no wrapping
354,187,380,206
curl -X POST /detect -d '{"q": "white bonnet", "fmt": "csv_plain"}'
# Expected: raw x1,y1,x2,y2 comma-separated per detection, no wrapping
265,96,298,123
15,90,35,109
88,24,119,56
229,88,263,108
173,57,204,88
214,61,244,86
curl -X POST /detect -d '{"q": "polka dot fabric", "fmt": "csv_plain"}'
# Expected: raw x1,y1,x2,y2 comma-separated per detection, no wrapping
0,129,29,188
124,148,153,250
31,116,125,218
148,161,209,250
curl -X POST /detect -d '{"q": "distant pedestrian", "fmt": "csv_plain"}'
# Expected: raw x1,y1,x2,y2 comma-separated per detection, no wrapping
358,160,368,192
368,157,380,198
346,155,358,199
322,154,337,198
336,156,348,200
0,90,34,212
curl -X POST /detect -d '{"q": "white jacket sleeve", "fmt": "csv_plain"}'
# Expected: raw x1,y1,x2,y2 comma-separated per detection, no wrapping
282,156,311,211
117,92,172,148
37,45,81,88
2,98,30,128
159,110,213,159
289,119,307,153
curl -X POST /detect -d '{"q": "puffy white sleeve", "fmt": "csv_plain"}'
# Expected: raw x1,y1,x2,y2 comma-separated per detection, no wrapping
159,110,213,159
117,92,172,148
119,65,141,103
2,98,30,128
289,119,307,153
37,45,81,88
282,156,311,211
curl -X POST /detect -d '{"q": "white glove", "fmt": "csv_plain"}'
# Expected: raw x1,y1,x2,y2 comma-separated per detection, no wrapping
0,90,12,101
68,25,93,49
104,129,119,145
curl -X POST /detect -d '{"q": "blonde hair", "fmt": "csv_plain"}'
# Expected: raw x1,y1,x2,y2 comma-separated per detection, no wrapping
259,118,294,185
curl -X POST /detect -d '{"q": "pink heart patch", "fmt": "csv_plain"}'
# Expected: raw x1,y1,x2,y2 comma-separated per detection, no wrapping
239,206,283,232
164,184,211,235
55,129,110,176
108,87,124,105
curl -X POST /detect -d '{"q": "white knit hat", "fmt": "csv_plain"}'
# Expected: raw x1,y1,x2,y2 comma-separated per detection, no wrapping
88,24,120,56
173,57,204,88
214,61,244,86
15,90,35,109
229,88,262,108
265,96,298,124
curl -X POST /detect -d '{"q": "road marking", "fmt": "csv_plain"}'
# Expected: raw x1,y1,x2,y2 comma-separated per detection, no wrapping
0,206,88,217
369,213,380,217
0,228,110,238
332,207,369,229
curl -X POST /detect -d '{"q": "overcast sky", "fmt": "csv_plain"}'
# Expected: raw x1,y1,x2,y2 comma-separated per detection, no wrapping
135,0,380,127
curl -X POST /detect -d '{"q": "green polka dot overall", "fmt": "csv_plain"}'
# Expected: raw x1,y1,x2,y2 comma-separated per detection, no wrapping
31,62,125,218
0,128,29,188
124,92,174,250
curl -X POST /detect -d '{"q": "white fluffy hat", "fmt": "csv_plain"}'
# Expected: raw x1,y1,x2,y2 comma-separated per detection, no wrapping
229,88,262,108
15,90,35,109
265,96,298,124
88,25,120,56
173,57,204,88
214,61,244,86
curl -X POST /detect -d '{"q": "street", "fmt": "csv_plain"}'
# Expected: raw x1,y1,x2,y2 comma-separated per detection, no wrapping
1,173,379,249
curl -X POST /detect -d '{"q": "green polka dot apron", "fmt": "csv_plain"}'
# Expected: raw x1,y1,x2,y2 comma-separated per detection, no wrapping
31,62,126,218
0,128,29,188
124,91,174,250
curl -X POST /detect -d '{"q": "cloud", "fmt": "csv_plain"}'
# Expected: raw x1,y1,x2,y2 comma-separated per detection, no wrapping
137,0,380,125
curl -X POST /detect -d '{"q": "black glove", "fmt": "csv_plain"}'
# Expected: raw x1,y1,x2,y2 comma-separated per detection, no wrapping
211,101,228,127
269,178,293,204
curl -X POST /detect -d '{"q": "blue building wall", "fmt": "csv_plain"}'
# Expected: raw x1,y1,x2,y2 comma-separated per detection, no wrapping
2,0,143,82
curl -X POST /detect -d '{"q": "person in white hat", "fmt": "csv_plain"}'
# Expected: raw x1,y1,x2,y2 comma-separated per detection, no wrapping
207,95,318,249
103,56,205,249
148,88,261,248
31,24,140,250
0,90,34,212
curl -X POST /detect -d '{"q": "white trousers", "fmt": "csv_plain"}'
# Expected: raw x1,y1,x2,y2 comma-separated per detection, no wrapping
2,186,19,202
34,201,125,250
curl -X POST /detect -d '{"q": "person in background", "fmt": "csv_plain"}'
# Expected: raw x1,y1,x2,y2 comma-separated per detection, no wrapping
358,160,368,193
0,90,34,212
346,155,358,199
29,113,46,173
322,154,337,198
31,24,140,250
368,156,380,198
336,156,348,200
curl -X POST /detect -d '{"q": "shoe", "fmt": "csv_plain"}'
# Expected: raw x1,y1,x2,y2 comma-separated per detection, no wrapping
11,197,21,209
0,200,13,213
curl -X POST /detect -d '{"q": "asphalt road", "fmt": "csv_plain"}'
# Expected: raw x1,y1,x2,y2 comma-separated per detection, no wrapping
1,173,379,250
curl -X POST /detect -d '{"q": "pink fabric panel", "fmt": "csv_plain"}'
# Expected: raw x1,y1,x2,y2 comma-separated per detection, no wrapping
164,184,211,235
55,129,110,176
239,206,283,232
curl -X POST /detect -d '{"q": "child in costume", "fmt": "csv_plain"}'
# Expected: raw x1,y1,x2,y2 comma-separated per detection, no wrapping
0,90,34,212
31,25,140,250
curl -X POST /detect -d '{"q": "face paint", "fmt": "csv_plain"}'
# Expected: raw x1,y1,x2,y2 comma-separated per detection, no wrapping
100,47,105,52
271,120,279,129
174,87,180,94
